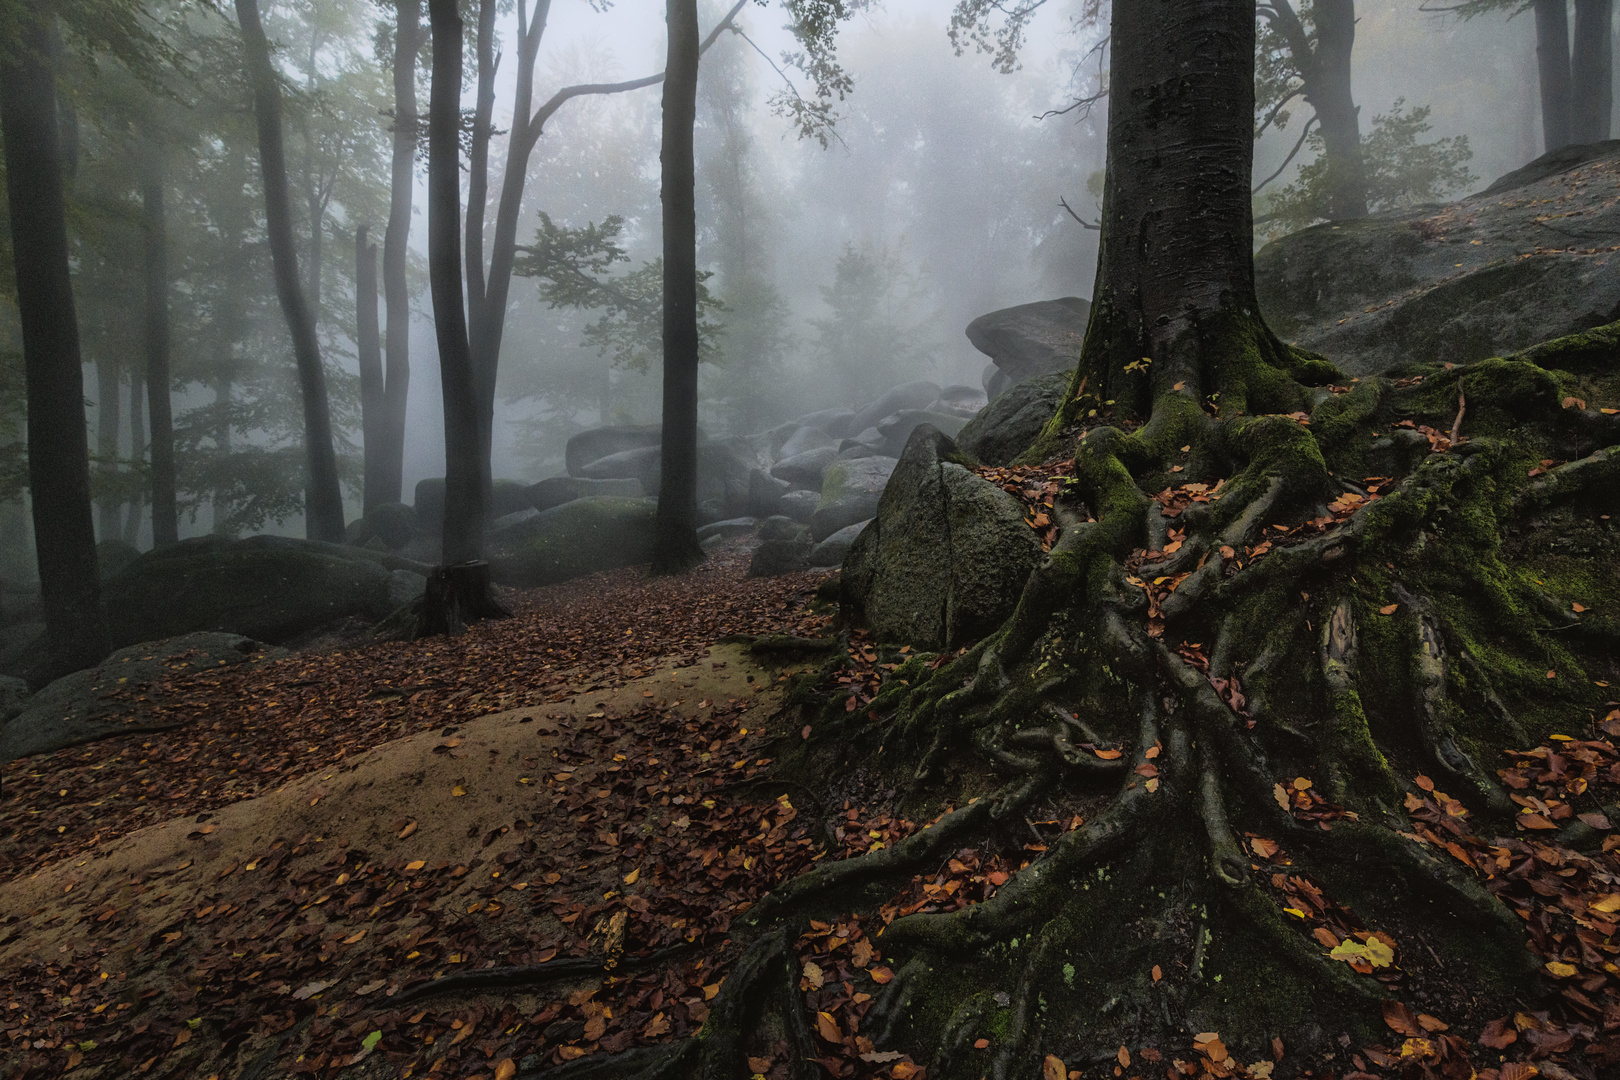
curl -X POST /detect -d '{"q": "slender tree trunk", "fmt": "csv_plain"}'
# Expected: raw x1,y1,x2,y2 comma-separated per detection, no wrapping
0,12,108,676
141,153,179,548
357,226,385,515
466,0,499,517
212,374,233,535
1536,0,1575,152
1572,0,1614,143
306,182,324,314
379,0,419,509
653,0,705,574
122,374,145,547
95,356,121,541
235,0,347,544
423,0,507,635
1308,0,1366,219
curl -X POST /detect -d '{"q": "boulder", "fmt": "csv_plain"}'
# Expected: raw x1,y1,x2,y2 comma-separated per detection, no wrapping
808,520,869,567
849,380,943,437
745,469,791,518
97,539,142,578
101,537,418,649
839,427,889,456
957,371,1070,466
793,407,857,440
931,384,989,418
486,496,657,588
696,517,758,542
347,502,419,550
772,445,838,489
875,410,970,455
748,537,813,578
758,515,808,542
965,297,1090,387
1254,142,1620,375
528,476,645,513
841,426,1042,649
779,490,821,523
578,444,661,485
777,425,838,460
0,675,28,723
566,424,663,476
577,441,753,511
0,633,289,763
810,455,899,540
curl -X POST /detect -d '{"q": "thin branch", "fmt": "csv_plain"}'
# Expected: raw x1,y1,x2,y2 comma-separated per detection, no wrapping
1255,84,1304,140
527,0,748,136
732,26,849,150
1253,113,1317,194
1058,196,1100,230
1037,89,1105,123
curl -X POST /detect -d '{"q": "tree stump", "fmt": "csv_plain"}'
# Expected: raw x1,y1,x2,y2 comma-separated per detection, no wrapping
415,560,509,638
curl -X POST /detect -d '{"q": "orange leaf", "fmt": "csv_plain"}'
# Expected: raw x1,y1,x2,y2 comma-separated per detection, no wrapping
1382,1000,1422,1037
1416,1014,1448,1033
397,821,418,839
1151,965,1162,982
1093,747,1123,760
1573,602,1588,613
869,966,895,984
1043,1055,1067,1080
1117,1046,1131,1067
494,1059,517,1080
1379,604,1398,615
343,928,367,945
1249,836,1280,859
816,1011,842,1043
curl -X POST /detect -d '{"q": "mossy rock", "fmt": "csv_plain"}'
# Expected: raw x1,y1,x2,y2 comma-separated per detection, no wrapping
102,536,401,649
486,496,658,588
957,370,1070,466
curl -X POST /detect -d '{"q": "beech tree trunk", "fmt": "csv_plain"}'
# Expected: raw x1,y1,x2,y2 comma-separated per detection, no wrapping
235,0,347,544
357,227,385,514
141,153,179,548
122,374,145,547
1308,0,1366,220
1536,0,1575,152
377,0,418,509
652,0,706,574
0,12,108,677
1572,0,1614,144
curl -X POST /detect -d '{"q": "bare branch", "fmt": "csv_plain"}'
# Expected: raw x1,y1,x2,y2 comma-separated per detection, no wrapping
1058,196,1100,230
731,26,849,150
1253,113,1317,194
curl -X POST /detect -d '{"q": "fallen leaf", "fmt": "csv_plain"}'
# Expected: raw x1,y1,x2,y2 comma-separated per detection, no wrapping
495,1060,517,1080
870,966,895,984
623,867,639,885
1379,604,1399,615
397,821,417,839
1118,1047,1131,1067
1151,965,1162,982
817,1010,841,1042
451,785,467,797
343,928,367,944
1043,1055,1067,1080
1544,960,1578,977
1382,1000,1422,1036
972,1039,990,1050
1416,1013,1448,1033
803,960,825,989
862,1051,904,1063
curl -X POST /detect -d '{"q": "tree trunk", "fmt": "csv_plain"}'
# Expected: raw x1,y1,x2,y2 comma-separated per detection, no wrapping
95,356,121,542
465,0,499,520
1307,0,1366,220
420,0,507,636
122,373,145,547
0,12,108,677
379,0,418,509
357,226,385,515
235,0,347,544
652,0,705,575
1572,0,1614,144
141,152,179,548
1536,0,1575,152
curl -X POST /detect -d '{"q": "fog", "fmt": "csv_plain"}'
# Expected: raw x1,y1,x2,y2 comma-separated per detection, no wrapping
0,0,1592,571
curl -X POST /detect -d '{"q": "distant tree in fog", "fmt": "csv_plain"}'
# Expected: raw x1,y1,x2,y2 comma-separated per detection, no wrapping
809,243,937,405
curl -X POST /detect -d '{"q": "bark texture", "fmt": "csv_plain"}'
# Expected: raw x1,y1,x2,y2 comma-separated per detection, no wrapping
0,11,108,677
652,0,706,574
235,0,347,545
1572,0,1614,144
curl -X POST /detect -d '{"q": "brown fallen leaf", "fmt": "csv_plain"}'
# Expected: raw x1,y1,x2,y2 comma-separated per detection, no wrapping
1118,1046,1131,1067
816,1010,841,1042
869,966,895,984
397,821,418,839
1379,604,1398,615
494,1060,516,1080
1043,1055,1066,1080
1382,1000,1422,1037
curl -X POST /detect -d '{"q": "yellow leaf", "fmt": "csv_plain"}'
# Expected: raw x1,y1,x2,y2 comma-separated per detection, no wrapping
494,1059,517,1080
623,868,640,885
451,785,467,797
343,928,367,944
1545,961,1578,977
1274,784,1290,811
1330,940,1368,963
1363,936,1395,968
1590,894,1620,913
816,1011,841,1043
1292,776,1312,791
405,860,425,871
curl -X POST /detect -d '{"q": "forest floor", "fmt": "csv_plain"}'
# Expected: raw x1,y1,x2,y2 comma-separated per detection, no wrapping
0,538,1614,1080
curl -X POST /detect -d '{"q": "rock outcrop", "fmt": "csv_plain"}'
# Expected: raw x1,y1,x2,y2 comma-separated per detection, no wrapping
957,371,1070,466
1255,141,1620,375
966,297,1090,398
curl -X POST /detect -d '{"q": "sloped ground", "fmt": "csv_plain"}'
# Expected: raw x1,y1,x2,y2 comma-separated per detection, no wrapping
1256,143,1620,374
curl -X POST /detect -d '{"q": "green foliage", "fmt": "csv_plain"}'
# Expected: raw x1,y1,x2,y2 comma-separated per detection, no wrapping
1264,100,1477,234
767,0,872,145
514,212,725,374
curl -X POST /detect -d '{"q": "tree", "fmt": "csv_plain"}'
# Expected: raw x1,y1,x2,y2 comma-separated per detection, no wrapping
140,144,178,547
375,0,418,509
809,242,935,405
356,226,385,513
653,0,705,574
0,5,108,677
234,0,347,544
1256,0,1367,221
1438,0,1612,152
